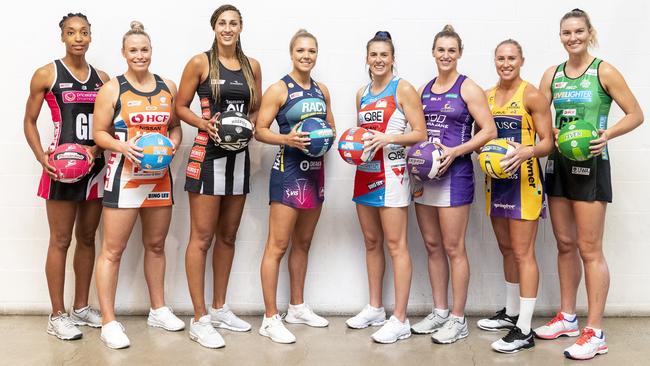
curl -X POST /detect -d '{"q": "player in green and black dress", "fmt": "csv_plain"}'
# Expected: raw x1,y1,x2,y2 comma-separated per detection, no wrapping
535,9,643,360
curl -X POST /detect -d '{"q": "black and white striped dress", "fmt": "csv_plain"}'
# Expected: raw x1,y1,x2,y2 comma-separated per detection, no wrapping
184,52,251,195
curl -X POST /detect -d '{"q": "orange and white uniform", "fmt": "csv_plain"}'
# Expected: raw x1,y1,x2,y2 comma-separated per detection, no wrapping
103,74,173,208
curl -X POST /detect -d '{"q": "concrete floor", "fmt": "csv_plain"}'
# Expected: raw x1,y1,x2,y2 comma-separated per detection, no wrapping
1,316,647,365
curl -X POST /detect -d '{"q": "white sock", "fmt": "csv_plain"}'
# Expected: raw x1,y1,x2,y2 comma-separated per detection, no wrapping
505,281,520,316
515,297,536,334
289,303,305,310
450,314,465,323
369,304,383,311
435,308,449,318
561,311,577,321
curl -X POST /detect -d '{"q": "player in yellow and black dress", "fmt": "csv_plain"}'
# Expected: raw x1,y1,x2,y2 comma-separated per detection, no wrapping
476,40,553,353
92,21,183,349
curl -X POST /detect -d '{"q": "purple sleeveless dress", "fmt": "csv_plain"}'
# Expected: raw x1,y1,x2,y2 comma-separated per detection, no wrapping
413,75,475,207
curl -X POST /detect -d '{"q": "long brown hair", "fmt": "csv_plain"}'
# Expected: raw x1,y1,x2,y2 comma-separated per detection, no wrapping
209,5,256,107
560,8,598,49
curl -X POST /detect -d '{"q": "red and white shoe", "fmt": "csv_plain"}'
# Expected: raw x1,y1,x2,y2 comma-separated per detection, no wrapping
533,312,579,340
563,328,608,360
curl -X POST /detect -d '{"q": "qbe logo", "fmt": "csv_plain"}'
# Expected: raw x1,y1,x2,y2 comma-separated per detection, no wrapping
362,110,384,122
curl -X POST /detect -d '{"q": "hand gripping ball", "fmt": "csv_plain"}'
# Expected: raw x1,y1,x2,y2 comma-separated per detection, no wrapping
337,127,377,165
297,117,334,157
478,138,516,179
406,141,444,181
48,143,92,183
215,110,254,152
136,133,174,170
557,120,598,161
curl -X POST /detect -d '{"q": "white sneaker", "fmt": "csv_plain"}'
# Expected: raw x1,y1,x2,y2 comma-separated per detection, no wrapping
563,328,608,360
477,308,518,332
346,305,387,329
209,304,251,332
285,303,329,327
431,316,469,344
411,311,448,334
259,314,296,344
189,315,225,349
70,305,102,328
147,306,185,331
371,316,411,344
534,312,579,339
47,313,83,340
100,321,130,349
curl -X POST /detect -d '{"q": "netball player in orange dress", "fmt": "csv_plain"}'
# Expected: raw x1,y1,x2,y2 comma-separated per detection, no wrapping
92,21,183,349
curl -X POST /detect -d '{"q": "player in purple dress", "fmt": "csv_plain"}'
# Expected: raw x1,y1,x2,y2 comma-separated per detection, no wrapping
410,25,496,344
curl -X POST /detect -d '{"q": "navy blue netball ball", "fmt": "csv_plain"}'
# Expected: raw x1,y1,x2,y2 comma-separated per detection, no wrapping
297,118,334,157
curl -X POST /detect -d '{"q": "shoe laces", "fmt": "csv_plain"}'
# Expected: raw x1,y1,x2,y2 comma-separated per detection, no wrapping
87,307,101,318
57,313,77,329
489,308,507,320
444,318,459,329
545,312,565,326
576,328,596,346
502,326,523,343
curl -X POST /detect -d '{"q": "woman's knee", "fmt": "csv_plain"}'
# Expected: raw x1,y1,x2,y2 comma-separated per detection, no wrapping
424,239,444,257
442,238,465,259
102,242,127,262
266,238,290,259
49,230,73,250
144,239,166,256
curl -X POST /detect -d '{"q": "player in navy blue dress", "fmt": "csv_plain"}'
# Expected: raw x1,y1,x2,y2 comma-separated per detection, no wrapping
24,13,109,340
255,29,336,344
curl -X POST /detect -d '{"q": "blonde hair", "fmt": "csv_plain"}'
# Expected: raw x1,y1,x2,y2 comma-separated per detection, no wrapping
122,21,150,47
561,8,598,49
433,24,463,51
495,39,523,57
208,5,257,108
289,29,318,53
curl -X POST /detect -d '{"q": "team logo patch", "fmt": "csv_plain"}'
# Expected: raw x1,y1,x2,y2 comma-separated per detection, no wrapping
289,91,304,100
127,100,142,107
62,91,97,104
194,132,209,146
190,146,206,162
571,166,591,176
59,83,73,89
375,99,387,108
186,162,201,179
147,192,170,200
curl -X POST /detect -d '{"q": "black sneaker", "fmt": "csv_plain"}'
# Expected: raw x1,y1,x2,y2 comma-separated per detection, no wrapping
491,326,535,353
477,308,518,331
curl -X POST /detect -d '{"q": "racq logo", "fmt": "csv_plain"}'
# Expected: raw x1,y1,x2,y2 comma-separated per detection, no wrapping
129,112,170,125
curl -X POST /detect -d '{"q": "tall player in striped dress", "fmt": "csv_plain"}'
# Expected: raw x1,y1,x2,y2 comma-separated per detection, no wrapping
176,5,262,349
256,29,335,344
92,21,184,349
476,40,554,353
410,25,496,344
345,31,427,344
24,13,109,341
534,9,643,360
